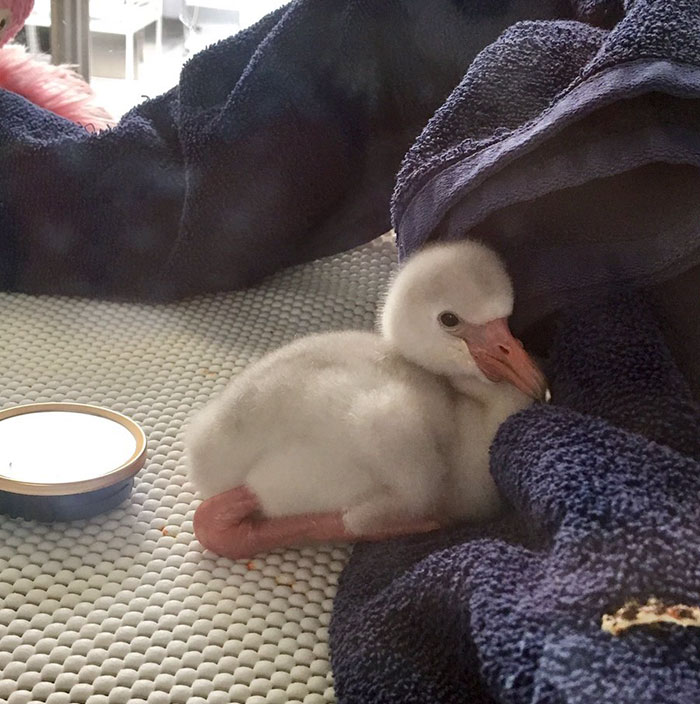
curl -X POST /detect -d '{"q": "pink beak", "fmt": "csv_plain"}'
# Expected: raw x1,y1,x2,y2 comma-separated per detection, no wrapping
460,318,548,401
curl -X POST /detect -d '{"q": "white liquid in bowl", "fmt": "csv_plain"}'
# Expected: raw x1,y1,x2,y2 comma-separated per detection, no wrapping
0,411,138,484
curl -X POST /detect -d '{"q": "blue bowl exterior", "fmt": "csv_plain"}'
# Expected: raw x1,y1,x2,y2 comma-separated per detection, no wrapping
0,478,134,522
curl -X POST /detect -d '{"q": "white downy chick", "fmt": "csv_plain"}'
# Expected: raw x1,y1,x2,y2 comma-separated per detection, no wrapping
187,239,546,542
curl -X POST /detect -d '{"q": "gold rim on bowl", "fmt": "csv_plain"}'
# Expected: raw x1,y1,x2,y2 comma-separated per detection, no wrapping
0,403,147,497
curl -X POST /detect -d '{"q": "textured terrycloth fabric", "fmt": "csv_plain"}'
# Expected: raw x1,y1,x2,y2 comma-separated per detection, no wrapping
330,294,700,704
392,0,700,392
0,0,574,301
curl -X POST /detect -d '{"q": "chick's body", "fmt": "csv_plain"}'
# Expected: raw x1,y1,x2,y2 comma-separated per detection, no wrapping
188,330,460,533
187,241,546,541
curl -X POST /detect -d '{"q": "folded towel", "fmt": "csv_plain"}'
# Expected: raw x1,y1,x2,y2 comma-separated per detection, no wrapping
0,0,573,301
329,294,700,704
392,0,700,392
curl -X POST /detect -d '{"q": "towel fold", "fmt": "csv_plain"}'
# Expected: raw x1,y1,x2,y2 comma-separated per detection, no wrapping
329,294,700,704
392,0,700,392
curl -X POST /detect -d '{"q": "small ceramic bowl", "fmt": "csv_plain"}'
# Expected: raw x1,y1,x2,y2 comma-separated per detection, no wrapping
0,402,147,522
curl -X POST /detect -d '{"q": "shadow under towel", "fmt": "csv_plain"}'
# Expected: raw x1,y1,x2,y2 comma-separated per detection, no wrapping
393,0,700,393
329,294,700,704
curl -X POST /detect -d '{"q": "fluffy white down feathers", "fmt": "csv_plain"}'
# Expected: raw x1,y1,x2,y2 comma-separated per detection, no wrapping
186,240,538,534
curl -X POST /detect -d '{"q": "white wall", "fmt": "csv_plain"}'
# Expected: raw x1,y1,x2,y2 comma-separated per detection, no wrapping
163,0,183,19
164,1,286,28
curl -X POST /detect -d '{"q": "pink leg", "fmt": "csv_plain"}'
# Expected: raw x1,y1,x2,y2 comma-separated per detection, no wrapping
193,486,441,560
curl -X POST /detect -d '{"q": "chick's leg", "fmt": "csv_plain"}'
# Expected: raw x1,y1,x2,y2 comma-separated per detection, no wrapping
193,485,439,560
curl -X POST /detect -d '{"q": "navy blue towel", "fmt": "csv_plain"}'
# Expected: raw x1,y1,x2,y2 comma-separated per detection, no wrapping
0,0,575,301
329,295,700,704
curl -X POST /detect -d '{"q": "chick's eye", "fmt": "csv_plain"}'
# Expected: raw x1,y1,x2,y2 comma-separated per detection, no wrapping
439,311,460,328
0,19,6,29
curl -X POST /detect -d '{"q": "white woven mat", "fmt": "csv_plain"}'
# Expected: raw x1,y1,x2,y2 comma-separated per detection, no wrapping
0,236,397,704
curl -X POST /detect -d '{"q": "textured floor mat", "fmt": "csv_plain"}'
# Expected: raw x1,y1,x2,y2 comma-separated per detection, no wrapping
0,236,397,704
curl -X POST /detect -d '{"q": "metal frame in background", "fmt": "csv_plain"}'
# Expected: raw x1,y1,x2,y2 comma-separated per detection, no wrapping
49,0,90,80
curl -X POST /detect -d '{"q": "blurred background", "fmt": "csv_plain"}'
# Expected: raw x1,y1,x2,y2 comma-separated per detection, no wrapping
15,0,287,119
